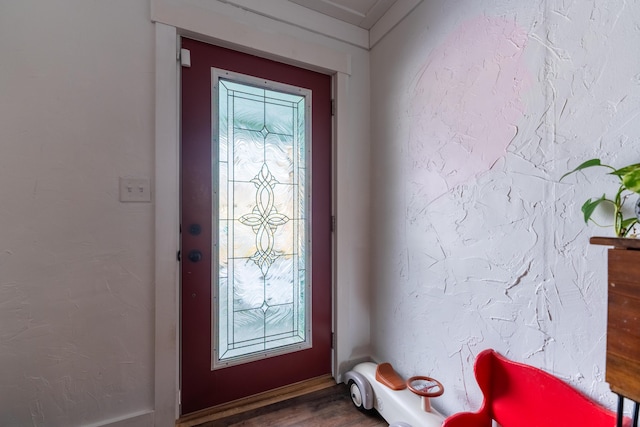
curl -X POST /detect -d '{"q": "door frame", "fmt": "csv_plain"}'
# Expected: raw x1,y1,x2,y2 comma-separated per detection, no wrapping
154,21,353,422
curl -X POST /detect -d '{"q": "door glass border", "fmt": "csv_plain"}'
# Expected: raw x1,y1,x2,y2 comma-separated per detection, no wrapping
211,68,313,370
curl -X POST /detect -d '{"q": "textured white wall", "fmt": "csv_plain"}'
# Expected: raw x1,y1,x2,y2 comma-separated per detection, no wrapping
370,0,640,416
7,0,639,423
1,0,373,425
0,1,155,426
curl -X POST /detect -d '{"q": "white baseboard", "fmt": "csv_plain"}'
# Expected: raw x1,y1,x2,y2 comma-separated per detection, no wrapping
86,410,155,427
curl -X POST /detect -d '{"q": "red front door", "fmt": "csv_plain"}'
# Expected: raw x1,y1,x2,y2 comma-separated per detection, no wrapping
180,38,332,415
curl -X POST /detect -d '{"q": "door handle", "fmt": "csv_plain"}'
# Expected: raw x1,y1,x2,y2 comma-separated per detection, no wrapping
188,250,203,263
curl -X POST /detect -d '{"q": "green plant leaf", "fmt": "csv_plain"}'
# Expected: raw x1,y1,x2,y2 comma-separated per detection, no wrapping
581,195,608,223
621,217,638,229
610,163,640,178
621,217,639,237
622,168,640,193
560,159,610,181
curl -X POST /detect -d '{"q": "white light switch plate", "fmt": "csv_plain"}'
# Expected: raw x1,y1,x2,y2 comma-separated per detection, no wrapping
119,177,151,202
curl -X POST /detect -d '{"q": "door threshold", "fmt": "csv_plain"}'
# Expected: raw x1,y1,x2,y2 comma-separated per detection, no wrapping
176,374,336,427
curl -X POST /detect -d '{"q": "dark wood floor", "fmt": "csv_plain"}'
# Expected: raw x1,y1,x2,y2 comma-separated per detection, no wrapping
195,384,387,427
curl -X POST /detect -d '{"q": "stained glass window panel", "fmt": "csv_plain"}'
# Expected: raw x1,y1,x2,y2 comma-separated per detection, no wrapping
213,71,310,367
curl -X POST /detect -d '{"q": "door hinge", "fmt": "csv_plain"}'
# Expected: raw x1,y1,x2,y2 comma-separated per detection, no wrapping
331,99,335,116
180,48,191,68
331,332,335,349
178,389,181,405
331,215,336,232
177,250,181,262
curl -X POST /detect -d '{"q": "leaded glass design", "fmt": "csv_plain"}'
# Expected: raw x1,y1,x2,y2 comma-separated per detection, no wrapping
213,70,311,368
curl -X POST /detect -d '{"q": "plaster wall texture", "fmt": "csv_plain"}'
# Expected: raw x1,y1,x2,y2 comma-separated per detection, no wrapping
6,0,639,424
370,0,640,416
0,1,155,426
1,0,373,425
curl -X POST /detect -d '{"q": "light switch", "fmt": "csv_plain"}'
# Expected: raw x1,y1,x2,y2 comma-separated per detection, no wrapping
119,177,151,202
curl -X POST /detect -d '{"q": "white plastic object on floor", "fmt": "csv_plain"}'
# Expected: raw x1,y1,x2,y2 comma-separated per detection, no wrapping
344,362,445,427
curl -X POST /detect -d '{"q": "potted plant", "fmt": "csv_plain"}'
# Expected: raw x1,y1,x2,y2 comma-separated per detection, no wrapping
561,159,640,238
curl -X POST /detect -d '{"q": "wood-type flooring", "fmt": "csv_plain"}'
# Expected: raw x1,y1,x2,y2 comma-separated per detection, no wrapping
195,384,387,427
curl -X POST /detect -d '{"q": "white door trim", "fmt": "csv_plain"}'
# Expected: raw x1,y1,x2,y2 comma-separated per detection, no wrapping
151,0,352,75
154,22,181,425
154,17,354,426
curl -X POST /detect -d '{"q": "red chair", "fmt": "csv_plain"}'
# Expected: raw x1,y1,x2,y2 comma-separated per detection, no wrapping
443,349,631,427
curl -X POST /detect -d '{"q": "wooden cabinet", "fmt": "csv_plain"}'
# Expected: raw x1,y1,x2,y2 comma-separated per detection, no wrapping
591,237,640,403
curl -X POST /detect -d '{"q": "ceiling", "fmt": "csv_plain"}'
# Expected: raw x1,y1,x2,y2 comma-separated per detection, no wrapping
288,0,399,29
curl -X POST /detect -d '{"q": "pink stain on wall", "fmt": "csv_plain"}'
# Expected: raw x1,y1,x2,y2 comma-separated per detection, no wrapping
408,16,532,204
